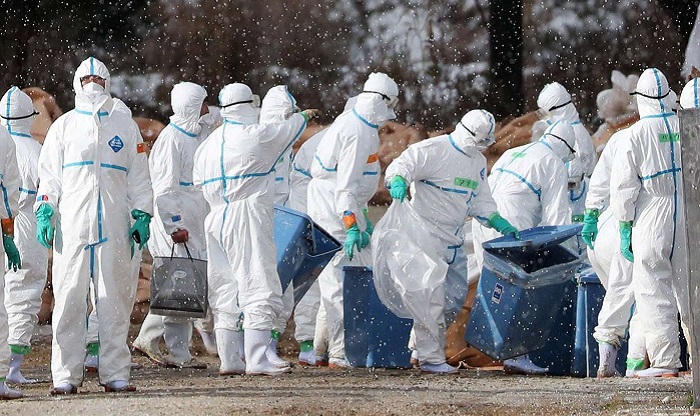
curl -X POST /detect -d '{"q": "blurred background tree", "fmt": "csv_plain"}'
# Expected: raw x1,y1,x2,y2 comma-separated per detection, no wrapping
0,0,697,130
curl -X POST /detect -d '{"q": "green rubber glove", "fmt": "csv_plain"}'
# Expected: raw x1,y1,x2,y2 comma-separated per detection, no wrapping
130,209,152,251
619,221,634,262
35,204,55,249
581,208,599,250
362,208,373,236
344,224,362,261
389,175,407,202
571,214,584,223
3,235,21,271
488,212,520,239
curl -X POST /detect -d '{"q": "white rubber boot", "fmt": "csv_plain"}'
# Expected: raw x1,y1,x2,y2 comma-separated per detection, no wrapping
634,367,679,378
196,326,219,356
7,353,38,384
503,355,549,375
244,329,291,376
216,328,245,375
266,338,291,368
420,362,458,374
164,321,206,368
596,342,619,378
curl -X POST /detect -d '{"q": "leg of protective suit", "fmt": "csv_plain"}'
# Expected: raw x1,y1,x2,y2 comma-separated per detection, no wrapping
632,202,681,369
443,247,469,327
313,300,328,359
205,221,240,332
273,285,294,335
593,250,635,348
93,241,136,385
133,312,165,351
5,212,48,350
163,316,193,364
0,265,10,380
51,241,90,387
85,290,99,346
318,253,347,360
294,280,320,342
626,308,646,373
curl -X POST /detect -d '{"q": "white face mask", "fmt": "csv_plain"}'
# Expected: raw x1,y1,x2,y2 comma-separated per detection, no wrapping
82,82,107,103
198,113,214,126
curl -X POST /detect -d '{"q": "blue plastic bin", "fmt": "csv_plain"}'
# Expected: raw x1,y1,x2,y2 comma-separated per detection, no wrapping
342,266,413,369
274,206,341,303
529,278,577,375
465,224,583,360
570,268,628,377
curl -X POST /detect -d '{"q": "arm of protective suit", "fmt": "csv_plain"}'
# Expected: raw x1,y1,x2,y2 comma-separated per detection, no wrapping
468,170,499,227
609,137,640,222
126,120,154,216
539,160,571,226
0,131,20,220
384,143,434,185
34,121,63,213
150,136,184,235
335,131,374,225
262,113,307,170
584,132,618,210
574,124,597,175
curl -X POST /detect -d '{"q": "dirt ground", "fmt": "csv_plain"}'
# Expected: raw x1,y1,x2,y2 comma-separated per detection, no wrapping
1,325,694,416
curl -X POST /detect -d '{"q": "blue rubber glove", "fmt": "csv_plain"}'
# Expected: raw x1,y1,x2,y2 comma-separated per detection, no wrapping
389,175,407,202
35,204,55,249
362,208,373,236
619,221,634,262
488,213,520,239
3,235,21,272
581,208,599,250
130,209,152,251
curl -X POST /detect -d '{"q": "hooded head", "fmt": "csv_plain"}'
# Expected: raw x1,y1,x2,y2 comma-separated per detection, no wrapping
536,82,579,122
452,109,496,151
218,83,260,126
0,87,37,135
73,57,112,112
680,78,700,109
541,120,576,163
631,68,672,117
169,82,208,135
259,85,299,124
355,72,399,125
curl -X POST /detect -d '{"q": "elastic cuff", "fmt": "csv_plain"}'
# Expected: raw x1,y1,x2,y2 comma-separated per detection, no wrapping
626,357,644,371
86,342,100,356
299,340,314,352
271,330,281,341
9,344,31,355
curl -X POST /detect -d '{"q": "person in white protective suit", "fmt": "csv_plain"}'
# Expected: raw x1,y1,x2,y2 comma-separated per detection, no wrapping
609,68,690,378
535,82,597,223
680,78,700,110
384,110,519,374
283,97,359,367
581,126,651,377
0,124,24,399
193,82,315,376
0,87,47,385
306,73,398,369
472,121,576,375
130,81,215,369
34,57,153,394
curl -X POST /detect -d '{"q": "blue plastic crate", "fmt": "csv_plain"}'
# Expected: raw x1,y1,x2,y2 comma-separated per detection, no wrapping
274,206,340,303
342,266,413,369
465,225,583,360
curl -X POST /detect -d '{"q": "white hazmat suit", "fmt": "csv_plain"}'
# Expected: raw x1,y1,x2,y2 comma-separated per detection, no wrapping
609,68,689,377
0,87,47,384
193,83,308,375
35,57,153,392
306,73,398,368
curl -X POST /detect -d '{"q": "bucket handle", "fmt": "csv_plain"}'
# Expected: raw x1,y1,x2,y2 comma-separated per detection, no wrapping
170,242,195,262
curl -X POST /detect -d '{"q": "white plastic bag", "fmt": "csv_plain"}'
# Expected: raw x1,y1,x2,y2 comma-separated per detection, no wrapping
371,201,448,327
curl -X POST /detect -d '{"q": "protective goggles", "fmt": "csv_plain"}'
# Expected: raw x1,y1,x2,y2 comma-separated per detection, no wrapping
79,75,106,83
0,110,39,120
536,100,571,120
545,132,576,155
362,90,399,110
220,94,261,108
